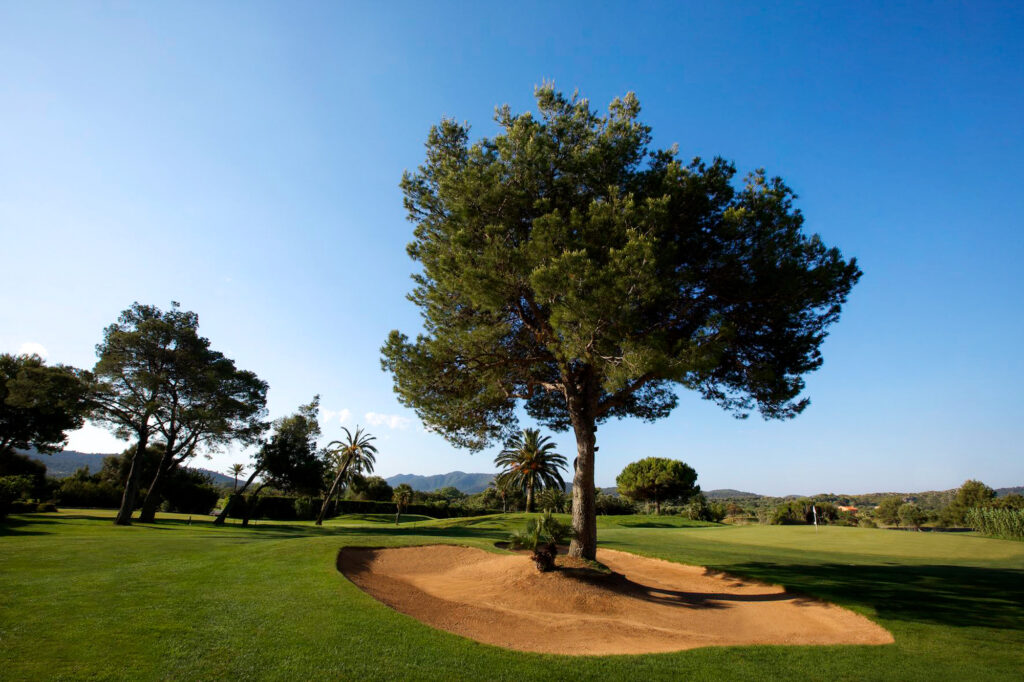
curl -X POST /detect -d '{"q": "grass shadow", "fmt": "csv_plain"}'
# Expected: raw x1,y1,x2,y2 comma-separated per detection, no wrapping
726,561,1024,630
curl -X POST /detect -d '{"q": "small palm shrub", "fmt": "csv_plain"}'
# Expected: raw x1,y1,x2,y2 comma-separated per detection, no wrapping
508,511,575,572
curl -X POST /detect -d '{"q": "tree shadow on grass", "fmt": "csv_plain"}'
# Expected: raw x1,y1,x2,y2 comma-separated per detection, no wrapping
0,515,55,536
725,561,1024,630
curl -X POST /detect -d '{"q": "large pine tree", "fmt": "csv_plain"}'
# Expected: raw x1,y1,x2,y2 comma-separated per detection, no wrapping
382,87,861,558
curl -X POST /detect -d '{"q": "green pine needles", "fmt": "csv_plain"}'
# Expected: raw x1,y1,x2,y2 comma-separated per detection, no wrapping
382,85,861,558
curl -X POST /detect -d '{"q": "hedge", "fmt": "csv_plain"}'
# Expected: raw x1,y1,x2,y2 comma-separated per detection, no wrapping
219,495,502,521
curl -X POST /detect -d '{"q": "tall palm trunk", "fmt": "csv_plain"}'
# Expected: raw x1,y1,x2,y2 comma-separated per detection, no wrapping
241,484,266,526
315,456,351,526
526,481,534,513
214,467,260,526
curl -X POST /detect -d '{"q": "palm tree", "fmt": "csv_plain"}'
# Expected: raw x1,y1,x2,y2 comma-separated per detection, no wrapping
392,484,413,524
315,426,377,526
228,463,246,491
494,428,568,513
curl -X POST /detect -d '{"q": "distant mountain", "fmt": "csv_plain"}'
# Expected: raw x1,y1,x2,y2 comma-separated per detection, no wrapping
996,486,1023,497
705,489,762,500
21,449,237,488
385,471,496,493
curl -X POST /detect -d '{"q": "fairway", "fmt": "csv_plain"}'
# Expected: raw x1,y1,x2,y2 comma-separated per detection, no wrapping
2,511,1022,680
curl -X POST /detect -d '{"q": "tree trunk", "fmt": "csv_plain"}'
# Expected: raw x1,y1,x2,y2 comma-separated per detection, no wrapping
526,482,534,513
214,467,260,526
395,506,401,525
114,428,148,526
568,416,597,560
315,457,351,526
138,446,178,523
655,497,661,515
241,484,267,527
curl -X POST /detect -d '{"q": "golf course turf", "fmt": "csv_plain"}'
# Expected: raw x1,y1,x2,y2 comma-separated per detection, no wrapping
1,511,1022,680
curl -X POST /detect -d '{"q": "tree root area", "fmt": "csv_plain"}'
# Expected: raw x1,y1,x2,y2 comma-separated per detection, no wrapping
336,545,893,655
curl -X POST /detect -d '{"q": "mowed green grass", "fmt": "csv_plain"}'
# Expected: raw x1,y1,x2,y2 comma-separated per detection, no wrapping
1,511,1022,681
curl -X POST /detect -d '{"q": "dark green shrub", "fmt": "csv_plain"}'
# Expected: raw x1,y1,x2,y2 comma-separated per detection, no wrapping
293,497,317,520
595,492,635,515
0,475,33,519
56,478,122,508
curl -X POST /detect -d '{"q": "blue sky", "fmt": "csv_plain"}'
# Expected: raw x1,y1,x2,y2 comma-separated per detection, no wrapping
1,1,1021,495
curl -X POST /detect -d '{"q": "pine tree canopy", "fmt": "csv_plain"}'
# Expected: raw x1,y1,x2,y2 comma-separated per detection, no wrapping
382,86,862,452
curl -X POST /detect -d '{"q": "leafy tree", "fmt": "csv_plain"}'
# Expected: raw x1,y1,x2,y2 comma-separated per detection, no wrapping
91,303,192,525
875,496,903,526
595,490,635,515
683,493,727,522
943,479,997,526
0,475,33,519
345,475,393,502
494,428,567,512
898,503,926,530
433,485,466,502
315,426,378,526
993,494,1024,511
214,399,324,527
382,86,861,558
136,323,268,523
0,353,91,461
616,457,698,515
229,464,246,491
392,483,413,524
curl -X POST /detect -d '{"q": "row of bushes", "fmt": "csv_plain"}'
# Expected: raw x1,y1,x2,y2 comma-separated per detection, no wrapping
218,494,505,521
966,507,1024,540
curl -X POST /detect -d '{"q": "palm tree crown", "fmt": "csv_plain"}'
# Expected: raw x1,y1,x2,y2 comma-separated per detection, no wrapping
326,426,378,477
228,463,246,491
315,426,378,525
494,428,567,513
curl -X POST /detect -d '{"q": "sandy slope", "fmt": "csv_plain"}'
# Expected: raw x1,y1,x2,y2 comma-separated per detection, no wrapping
337,544,893,655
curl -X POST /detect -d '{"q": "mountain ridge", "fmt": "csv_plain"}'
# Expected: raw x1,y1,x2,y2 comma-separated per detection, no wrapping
21,449,237,488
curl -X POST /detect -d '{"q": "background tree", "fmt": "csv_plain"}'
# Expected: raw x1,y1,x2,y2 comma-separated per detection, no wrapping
344,475,393,502
494,428,567,513
229,464,246,491
382,86,861,558
898,503,927,530
875,496,903,526
91,303,194,525
392,483,413,524
943,479,996,526
0,353,91,462
315,426,377,526
214,399,324,527
616,457,699,515
136,335,268,523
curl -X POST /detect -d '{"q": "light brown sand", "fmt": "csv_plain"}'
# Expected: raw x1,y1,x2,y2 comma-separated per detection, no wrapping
336,544,893,655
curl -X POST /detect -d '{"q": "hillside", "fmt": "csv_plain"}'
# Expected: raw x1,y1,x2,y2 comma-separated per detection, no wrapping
385,472,496,493
705,489,761,500
21,449,237,488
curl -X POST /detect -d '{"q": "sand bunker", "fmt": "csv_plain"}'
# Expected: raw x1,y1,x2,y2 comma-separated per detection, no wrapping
337,544,892,655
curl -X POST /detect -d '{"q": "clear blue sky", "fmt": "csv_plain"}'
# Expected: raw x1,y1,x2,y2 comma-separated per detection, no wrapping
2,1,1021,495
